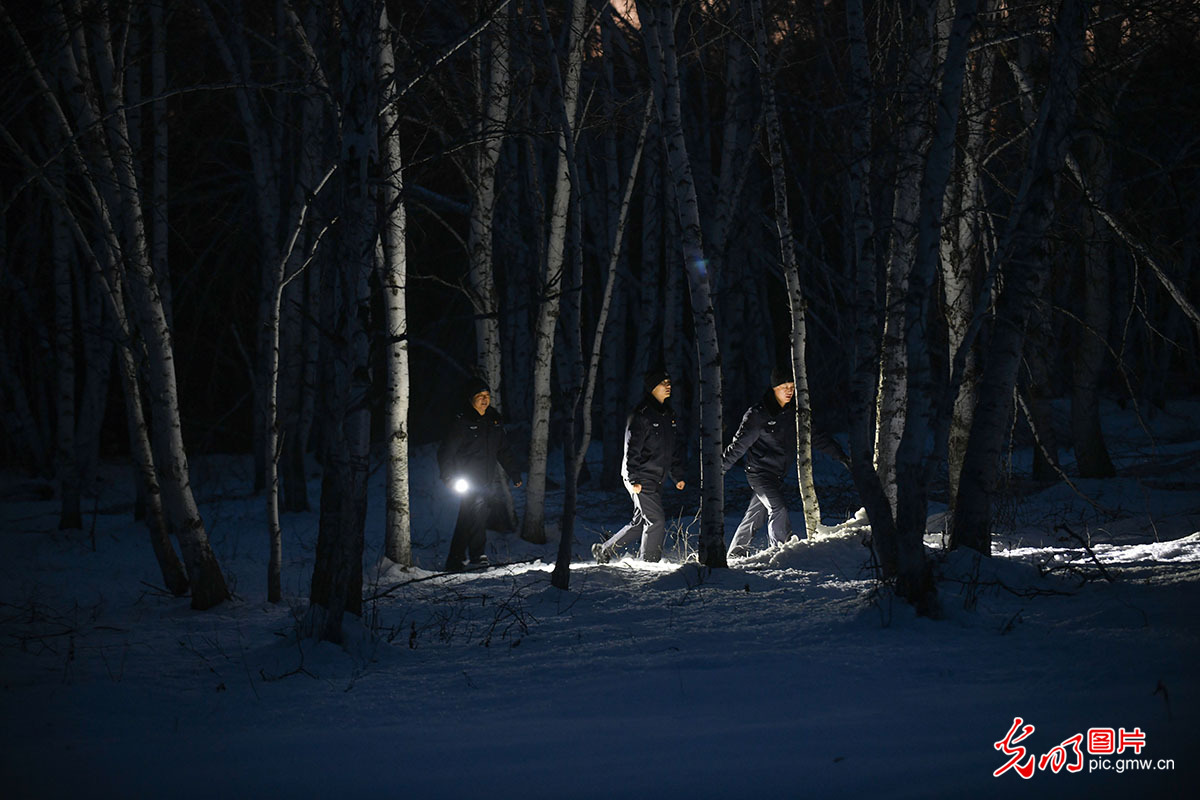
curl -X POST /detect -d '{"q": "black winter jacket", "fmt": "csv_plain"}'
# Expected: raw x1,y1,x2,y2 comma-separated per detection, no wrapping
622,395,684,490
722,391,795,483
438,406,521,489
722,392,852,482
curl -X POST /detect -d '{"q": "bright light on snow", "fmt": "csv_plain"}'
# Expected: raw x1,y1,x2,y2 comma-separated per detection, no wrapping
2,398,1198,797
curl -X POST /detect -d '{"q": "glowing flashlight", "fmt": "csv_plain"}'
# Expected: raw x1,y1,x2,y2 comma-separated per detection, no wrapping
453,478,470,494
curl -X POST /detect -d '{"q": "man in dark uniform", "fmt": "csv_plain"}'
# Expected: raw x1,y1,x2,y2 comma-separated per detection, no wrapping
438,377,522,571
592,370,686,564
722,366,850,558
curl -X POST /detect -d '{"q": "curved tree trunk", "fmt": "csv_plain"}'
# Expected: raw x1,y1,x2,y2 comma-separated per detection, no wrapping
952,0,1088,556
2,3,195,598
76,4,228,608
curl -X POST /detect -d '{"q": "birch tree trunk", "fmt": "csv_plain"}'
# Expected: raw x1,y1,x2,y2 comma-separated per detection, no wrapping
639,0,725,566
952,0,1088,555
467,0,512,411
874,0,937,514
379,10,412,567
2,4,193,597
554,98,652,588
888,0,977,608
631,116,663,401
749,0,820,532
117,343,191,597
520,0,586,545
198,0,284,597
941,8,994,507
600,17,630,491
305,0,377,645
280,0,330,515
843,0,901,572
196,0,284,497
78,3,229,608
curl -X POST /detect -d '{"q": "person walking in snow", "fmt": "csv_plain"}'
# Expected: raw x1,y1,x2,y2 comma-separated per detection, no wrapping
722,367,801,558
720,368,844,559
722,367,852,558
438,377,522,571
592,369,686,563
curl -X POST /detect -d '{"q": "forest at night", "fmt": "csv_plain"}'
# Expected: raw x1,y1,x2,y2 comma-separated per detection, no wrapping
2,0,1198,796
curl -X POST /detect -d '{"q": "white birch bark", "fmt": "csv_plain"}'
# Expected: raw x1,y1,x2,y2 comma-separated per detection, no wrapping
263,161,337,602
639,0,725,566
843,0,901,569
941,7,994,506
951,0,1088,555
379,9,412,568
570,96,652,508
892,0,978,607
749,0,820,532
1,12,192,596
874,0,937,514
2,21,194,597
81,5,229,608
19,1,224,606
467,0,512,411
520,0,586,545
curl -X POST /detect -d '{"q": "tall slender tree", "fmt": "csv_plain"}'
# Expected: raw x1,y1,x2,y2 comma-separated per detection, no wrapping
952,0,1089,556
520,0,586,545
638,0,725,566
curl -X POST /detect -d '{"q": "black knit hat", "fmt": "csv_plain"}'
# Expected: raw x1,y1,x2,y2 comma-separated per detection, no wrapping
463,376,490,402
770,364,793,388
643,369,670,394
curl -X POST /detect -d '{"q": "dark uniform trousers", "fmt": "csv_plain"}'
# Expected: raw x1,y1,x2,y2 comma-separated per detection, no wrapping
600,481,667,562
446,491,490,568
728,477,791,554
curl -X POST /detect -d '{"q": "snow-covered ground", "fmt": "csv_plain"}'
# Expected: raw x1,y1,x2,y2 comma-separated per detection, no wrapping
2,399,1197,798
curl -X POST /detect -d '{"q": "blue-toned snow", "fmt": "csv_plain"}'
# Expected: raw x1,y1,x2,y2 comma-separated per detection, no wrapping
2,399,1197,798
